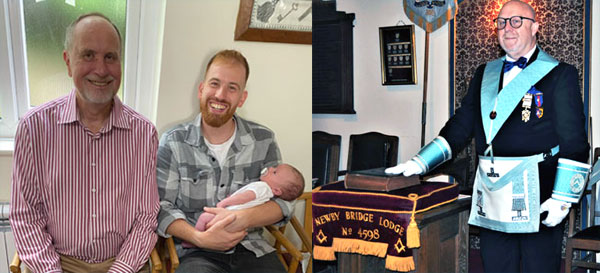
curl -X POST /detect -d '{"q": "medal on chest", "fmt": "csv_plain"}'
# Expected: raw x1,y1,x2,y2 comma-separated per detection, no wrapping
534,92,544,118
521,93,532,122
521,87,544,122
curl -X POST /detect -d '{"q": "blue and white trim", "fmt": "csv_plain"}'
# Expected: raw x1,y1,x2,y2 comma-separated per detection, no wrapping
552,158,591,203
412,136,452,173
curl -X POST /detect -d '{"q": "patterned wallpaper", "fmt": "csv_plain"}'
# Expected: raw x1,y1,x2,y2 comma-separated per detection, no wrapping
451,0,586,190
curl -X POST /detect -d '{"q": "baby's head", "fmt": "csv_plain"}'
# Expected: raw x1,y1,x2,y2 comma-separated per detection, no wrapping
260,163,305,201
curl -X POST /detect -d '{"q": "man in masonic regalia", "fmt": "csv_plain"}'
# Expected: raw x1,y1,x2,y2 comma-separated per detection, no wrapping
386,1,590,272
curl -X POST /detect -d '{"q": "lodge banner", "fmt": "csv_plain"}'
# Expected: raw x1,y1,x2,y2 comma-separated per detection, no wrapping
312,181,459,272
403,0,458,33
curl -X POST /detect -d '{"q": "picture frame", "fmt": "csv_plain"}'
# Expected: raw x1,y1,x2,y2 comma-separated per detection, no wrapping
379,25,417,85
234,0,312,44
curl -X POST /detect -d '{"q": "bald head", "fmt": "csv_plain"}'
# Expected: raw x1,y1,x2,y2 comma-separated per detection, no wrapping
497,0,539,59
64,13,122,54
501,0,536,20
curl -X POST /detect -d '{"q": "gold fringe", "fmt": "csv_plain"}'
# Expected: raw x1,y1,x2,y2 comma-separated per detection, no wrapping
407,193,421,248
332,238,388,257
315,239,417,272
313,245,336,261
385,255,416,272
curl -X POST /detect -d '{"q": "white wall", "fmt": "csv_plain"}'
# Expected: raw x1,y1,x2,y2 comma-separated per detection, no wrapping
312,0,600,175
312,0,450,171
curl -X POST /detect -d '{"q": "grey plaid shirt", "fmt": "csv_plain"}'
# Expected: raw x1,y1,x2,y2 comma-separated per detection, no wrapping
156,114,292,257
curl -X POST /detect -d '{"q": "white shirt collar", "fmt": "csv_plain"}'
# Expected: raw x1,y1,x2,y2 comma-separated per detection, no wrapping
505,45,537,62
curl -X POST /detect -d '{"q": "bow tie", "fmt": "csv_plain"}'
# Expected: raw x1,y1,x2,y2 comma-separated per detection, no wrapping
503,57,528,72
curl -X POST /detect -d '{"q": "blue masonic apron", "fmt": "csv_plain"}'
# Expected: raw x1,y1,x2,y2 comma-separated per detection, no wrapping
468,50,559,233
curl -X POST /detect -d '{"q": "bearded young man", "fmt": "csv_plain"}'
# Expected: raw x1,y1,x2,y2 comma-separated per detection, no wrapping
156,50,290,273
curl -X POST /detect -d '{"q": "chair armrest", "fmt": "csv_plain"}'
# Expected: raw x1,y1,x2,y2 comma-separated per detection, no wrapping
298,192,311,202
150,247,162,272
290,216,312,254
10,252,21,273
166,237,179,272
265,225,303,262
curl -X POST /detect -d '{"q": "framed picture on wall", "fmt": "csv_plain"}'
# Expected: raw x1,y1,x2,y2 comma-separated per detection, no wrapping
379,25,417,85
234,0,312,44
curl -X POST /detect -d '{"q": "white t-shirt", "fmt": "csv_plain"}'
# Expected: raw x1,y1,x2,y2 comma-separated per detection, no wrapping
204,126,236,167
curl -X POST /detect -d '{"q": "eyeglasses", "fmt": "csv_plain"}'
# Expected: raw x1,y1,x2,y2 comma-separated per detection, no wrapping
493,16,535,30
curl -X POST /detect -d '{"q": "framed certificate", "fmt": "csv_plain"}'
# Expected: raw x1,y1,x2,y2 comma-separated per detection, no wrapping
379,25,417,85
234,0,312,44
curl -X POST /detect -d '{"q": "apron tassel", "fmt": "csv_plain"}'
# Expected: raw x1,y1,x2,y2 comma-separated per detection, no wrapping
407,194,420,248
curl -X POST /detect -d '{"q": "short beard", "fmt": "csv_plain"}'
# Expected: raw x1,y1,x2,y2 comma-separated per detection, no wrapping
200,101,236,127
77,88,116,106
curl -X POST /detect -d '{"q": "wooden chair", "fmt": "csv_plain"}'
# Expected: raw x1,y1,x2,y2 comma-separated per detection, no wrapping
565,147,600,273
154,236,180,273
339,132,398,175
266,192,312,273
9,237,179,273
312,131,341,188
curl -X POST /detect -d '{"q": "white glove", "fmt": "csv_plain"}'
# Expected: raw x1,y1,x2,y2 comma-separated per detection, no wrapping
384,160,423,176
540,198,571,227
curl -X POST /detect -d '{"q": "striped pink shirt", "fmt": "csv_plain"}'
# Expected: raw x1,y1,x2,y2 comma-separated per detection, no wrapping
10,90,159,273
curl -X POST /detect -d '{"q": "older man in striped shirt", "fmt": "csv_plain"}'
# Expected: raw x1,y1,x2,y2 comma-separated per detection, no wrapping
9,13,159,273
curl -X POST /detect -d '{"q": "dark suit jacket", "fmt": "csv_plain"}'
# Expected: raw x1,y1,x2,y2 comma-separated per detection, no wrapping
439,48,589,202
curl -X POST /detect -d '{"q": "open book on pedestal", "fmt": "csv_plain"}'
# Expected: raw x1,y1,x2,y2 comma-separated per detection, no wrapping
344,167,421,192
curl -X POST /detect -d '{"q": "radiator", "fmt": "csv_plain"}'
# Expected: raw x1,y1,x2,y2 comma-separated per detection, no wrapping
1,202,16,272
